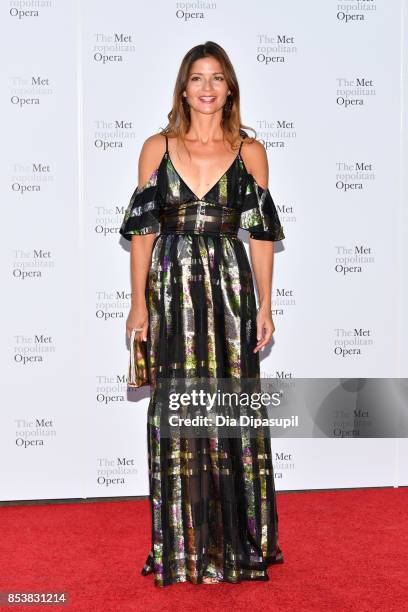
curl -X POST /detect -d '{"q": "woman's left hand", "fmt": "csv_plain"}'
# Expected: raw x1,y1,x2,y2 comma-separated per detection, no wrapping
254,305,275,353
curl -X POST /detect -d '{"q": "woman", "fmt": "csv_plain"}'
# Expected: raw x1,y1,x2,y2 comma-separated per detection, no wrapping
120,41,285,587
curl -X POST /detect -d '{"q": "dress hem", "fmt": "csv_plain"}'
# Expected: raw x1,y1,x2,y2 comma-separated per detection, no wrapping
140,550,284,587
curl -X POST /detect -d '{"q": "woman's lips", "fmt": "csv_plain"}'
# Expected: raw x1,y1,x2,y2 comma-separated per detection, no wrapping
198,96,216,103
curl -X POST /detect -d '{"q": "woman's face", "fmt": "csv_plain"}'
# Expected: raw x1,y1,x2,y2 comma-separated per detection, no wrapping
184,56,230,116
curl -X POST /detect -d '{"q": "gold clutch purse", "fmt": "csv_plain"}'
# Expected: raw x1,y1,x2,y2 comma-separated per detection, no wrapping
128,328,150,388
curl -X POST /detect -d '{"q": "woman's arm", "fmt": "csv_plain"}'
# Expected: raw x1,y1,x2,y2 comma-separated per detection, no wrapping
242,140,276,354
125,135,164,340
127,234,156,341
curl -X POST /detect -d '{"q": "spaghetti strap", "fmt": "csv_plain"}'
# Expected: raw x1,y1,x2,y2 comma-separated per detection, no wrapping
164,133,168,154
238,137,244,156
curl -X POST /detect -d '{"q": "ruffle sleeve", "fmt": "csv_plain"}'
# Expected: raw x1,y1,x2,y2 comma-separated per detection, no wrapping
239,175,285,241
119,169,161,240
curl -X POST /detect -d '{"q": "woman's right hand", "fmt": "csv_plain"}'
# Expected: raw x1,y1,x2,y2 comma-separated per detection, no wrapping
126,303,149,341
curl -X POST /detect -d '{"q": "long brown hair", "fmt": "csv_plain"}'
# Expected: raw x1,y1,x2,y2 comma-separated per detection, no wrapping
160,41,256,152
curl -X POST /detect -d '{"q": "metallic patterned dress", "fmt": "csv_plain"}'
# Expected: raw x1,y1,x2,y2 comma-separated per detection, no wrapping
120,133,285,587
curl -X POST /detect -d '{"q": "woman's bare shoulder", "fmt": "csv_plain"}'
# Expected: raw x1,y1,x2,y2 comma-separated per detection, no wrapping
240,138,268,189
137,133,167,187
140,133,167,162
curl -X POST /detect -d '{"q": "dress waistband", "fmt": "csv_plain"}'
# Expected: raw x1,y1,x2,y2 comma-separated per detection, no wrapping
159,202,240,236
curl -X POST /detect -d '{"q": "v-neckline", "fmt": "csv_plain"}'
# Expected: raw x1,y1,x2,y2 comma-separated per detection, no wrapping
166,152,240,201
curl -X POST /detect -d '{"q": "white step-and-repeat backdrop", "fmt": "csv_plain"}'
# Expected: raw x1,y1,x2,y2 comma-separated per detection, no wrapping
1,0,407,501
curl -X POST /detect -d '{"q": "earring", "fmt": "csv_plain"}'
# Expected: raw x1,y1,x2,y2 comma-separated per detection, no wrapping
223,94,233,117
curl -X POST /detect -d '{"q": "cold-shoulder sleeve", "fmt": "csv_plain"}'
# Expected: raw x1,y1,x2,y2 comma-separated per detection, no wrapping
119,168,161,240
239,175,285,241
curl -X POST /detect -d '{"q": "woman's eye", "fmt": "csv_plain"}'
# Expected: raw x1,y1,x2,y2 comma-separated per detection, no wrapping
190,75,224,82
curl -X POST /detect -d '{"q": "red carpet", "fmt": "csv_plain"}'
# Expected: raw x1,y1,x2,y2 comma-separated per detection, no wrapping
1,488,407,612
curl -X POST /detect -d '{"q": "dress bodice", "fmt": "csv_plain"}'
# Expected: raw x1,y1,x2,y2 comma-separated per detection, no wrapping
119,133,285,242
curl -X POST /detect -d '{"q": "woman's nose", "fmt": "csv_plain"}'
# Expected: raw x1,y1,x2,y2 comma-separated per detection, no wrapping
201,78,213,91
